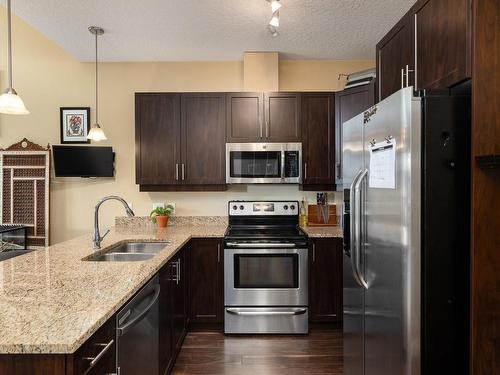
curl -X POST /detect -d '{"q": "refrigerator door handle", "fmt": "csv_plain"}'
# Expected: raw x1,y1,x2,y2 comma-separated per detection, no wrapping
350,169,366,289
353,169,369,289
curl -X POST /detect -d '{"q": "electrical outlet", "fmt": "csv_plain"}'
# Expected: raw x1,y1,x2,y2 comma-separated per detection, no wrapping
166,202,176,214
152,202,165,210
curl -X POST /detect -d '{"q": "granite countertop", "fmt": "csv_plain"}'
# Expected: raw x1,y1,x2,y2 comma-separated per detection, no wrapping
0,224,226,354
0,218,342,355
301,226,343,238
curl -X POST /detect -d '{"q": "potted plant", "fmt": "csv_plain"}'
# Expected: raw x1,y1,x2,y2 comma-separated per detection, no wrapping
150,205,174,228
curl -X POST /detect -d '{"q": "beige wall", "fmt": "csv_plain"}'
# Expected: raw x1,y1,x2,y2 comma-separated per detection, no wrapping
0,8,374,244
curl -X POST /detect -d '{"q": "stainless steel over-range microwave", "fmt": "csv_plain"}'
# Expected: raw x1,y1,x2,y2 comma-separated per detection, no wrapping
226,143,302,184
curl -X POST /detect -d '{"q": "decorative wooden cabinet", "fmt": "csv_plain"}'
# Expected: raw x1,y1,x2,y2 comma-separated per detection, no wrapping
135,93,226,191
0,138,50,247
335,82,375,189
188,239,224,325
376,0,471,101
301,92,336,190
309,238,343,323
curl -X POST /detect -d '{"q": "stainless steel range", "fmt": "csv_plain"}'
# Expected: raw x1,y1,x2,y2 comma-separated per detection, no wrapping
224,201,309,334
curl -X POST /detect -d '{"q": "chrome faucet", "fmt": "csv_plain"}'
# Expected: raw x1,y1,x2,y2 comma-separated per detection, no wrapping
92,195,135,249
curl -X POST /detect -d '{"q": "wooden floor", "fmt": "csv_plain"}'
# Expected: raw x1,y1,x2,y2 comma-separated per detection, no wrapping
171,327,343,375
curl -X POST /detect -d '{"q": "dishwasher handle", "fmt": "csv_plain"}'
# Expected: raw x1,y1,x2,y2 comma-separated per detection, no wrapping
117,285,160,336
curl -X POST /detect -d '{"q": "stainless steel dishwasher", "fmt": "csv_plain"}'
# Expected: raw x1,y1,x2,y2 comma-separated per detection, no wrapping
116,274,160,375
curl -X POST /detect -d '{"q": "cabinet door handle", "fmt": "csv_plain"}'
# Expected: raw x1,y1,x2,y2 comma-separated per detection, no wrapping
304,162,308,181
181,164,185,181
265,120,269,139
312,243,316,263
83,339,114,369
405,65,414,87
259,117,263,139
175,163,179,181
401,68,405,89
177,258,181,284
217,243,221,263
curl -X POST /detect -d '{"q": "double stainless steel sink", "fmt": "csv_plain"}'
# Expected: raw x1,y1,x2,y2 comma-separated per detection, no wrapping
83,241,171,262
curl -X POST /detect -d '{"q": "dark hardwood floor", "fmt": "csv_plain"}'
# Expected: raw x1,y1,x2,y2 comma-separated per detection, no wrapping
171,327,343,375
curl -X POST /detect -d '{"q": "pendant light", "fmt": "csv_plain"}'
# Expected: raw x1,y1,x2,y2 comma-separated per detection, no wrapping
87,26,107,141
0,0,29,115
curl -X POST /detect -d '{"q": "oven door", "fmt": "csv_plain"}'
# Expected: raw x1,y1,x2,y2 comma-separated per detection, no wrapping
226,143,301,184
224,247,308,306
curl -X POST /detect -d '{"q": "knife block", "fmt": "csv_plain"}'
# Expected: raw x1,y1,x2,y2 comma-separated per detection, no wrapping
307,205,338,226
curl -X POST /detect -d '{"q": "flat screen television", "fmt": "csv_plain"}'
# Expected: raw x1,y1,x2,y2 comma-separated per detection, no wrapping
52,145,114,177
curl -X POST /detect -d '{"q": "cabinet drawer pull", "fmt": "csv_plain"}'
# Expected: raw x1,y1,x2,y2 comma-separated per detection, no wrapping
83,339,114,369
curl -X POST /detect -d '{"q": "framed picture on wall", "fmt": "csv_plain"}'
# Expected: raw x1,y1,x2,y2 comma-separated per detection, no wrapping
60,107,90,144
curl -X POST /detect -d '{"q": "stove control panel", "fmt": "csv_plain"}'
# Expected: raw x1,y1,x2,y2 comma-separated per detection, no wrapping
228,201,299,216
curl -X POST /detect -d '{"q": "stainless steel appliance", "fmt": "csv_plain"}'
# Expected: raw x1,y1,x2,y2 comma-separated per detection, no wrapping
224,201,309,334
116,274,160,375
342,86,470,375
226,143,301,184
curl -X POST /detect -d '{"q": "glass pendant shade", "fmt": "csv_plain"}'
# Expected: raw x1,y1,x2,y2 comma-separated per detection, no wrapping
0,0,29,115
87,124,107,141
0,88,29,115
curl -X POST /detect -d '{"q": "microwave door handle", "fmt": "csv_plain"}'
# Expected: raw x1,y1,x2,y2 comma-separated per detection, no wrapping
353,169,369,289
281,151,285,180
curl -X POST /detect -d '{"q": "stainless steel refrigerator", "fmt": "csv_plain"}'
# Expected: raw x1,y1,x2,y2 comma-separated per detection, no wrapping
342,86,470,375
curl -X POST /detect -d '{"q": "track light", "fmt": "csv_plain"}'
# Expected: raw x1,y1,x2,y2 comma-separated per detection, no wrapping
270,0,281,13
269,12,280,27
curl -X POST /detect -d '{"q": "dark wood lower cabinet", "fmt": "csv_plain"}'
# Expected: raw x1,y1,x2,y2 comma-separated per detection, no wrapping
309,238,343,323
160,246,188,375
188,239,224,325
0,236,343,374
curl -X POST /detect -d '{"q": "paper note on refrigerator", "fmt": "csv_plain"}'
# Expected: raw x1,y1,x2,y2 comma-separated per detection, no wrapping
369,139,396,189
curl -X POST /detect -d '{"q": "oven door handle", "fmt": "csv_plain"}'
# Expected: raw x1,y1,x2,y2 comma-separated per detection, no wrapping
226,308,307,316
225,242,299,248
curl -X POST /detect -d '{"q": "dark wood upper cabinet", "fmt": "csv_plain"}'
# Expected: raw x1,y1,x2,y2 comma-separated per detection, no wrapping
135,93,226,191
376,0,471,101
264,92,301,142
376,14,415,101
309,238,343,323
226,92,264,142
188,239,224,324
301,93,335,190
414,0,471,90
335,82,375,188
181,93,226,185
135,93,181,185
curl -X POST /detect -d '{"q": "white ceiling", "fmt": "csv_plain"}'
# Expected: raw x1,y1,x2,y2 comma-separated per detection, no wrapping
4,0,415,62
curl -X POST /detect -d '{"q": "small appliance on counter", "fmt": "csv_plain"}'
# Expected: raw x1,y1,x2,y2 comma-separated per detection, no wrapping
224,201,309,334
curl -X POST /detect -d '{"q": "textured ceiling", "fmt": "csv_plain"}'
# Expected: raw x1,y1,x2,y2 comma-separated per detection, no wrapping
3,0,415,61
